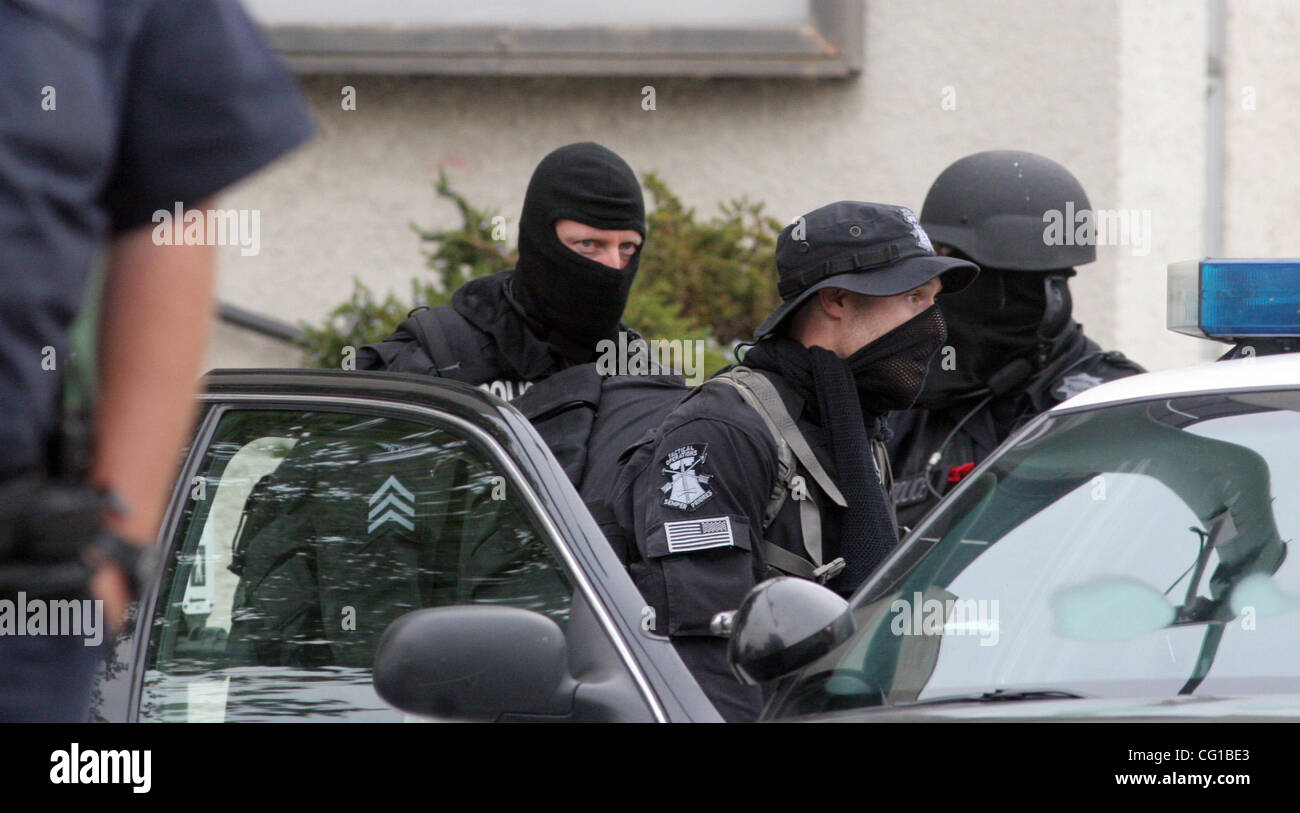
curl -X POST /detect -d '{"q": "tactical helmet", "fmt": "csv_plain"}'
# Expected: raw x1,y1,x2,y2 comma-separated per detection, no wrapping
920,150,1096,271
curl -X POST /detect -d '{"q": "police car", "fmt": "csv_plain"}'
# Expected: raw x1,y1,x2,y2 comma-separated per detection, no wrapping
91,259,1300,722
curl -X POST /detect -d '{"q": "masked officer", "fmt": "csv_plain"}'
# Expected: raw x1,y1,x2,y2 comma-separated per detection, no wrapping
605,201,977,721
887,151,1145,531
358,142,647,402
0,0,313,721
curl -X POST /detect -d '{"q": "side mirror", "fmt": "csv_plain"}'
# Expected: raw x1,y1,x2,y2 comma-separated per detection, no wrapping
373,606,577,721
726,577,856,685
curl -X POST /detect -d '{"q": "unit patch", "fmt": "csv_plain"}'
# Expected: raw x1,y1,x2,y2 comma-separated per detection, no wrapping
660,443,713,510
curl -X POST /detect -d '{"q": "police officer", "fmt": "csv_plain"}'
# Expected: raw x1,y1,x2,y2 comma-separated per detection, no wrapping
605,201,977,721
887,151,1146,530
0,0,313,721
358,142,647,402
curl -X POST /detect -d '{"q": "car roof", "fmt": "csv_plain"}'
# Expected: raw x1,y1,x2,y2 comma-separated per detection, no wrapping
1053,351,1300,410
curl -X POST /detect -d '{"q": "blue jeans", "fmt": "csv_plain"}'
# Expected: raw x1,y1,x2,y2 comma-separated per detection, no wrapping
0,632,107,722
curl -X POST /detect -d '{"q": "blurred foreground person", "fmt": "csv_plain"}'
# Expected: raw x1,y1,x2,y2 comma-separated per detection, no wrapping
0,0,313,721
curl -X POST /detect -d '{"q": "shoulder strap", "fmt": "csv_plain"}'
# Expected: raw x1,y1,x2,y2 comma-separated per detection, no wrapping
407,307,499,382
406,307,459,376
711,368,847,507
705,367,846,583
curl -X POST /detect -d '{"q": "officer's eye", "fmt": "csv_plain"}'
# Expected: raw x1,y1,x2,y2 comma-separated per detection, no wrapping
620,242,638,254
578,239,596,249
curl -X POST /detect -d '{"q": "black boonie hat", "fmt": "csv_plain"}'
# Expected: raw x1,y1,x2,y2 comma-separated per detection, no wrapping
755,201,979,338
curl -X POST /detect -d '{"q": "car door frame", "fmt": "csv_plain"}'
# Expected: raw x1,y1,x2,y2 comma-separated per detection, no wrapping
103,370,720,723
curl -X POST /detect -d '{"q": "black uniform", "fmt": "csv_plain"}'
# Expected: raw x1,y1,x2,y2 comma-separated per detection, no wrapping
605,201,975,722
888,325,1144,530
607,365,894,722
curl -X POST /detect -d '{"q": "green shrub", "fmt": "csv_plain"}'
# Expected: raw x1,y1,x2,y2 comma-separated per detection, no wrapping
299,170,783,376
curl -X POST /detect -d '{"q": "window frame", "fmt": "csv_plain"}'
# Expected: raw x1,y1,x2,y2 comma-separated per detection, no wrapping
261,0,862,77
127,393,666,722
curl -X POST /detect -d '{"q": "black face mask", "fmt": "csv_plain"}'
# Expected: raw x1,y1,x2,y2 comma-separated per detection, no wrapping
511,143,646,359
847,304,949,413
916,267,1071,405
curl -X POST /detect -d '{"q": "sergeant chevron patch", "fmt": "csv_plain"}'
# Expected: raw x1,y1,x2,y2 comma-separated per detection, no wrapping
368,475,414,534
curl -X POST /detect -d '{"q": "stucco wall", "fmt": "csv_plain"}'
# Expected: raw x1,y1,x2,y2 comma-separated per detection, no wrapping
1223,0,1300,258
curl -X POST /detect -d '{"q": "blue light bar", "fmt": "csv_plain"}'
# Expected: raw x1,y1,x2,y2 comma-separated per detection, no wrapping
1167,259,1300,340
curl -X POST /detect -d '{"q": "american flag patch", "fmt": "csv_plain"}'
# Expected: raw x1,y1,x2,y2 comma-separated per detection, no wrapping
663,516,735,553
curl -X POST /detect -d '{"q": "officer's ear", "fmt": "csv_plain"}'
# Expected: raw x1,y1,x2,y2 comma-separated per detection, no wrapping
815,287,854,322
788,290,852,345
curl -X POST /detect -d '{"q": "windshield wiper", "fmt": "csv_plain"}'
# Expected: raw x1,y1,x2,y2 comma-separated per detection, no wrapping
894,689,1086,708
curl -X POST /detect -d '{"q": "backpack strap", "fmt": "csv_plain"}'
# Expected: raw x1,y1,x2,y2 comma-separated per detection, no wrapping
707,367,846,584
405,306,499,382
711,368,847,507
404,307,458,375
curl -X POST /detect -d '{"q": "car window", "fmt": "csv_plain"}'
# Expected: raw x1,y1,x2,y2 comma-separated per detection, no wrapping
141,408,571,722
770,391,1300,718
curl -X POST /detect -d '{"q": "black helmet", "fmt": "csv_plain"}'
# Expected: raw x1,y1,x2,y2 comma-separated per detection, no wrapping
920,150,1095,271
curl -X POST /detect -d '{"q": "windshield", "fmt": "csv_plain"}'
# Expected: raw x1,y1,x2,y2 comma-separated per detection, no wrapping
769,389,1300,718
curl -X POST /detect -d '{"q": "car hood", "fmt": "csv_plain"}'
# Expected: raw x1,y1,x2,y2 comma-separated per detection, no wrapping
785,693,1300,723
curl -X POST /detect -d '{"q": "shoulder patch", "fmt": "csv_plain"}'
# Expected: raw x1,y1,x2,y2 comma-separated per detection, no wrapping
660,443,714,511
663,516,735,553
1054,371,1105,401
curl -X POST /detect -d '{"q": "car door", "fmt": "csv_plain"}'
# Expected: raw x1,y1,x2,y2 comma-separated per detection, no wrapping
91,370,717,722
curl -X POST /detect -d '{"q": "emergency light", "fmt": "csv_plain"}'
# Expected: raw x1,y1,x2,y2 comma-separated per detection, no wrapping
1167,259,1300,341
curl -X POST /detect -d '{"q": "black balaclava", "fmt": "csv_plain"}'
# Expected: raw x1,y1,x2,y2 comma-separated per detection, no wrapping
916,263,1074,406
845,305,949,414
511,142,646,361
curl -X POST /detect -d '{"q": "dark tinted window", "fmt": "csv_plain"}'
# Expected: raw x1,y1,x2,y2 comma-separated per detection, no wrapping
143,409,570,721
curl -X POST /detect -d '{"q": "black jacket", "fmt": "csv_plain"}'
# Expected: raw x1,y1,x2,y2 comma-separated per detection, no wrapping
356,271,583,401
356,270,682,505
886,326,1145,531
605,370,894,722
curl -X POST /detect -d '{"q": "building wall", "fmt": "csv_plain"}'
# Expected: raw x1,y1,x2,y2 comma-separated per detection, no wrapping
209,0,1296,374
1224,0,1300,259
